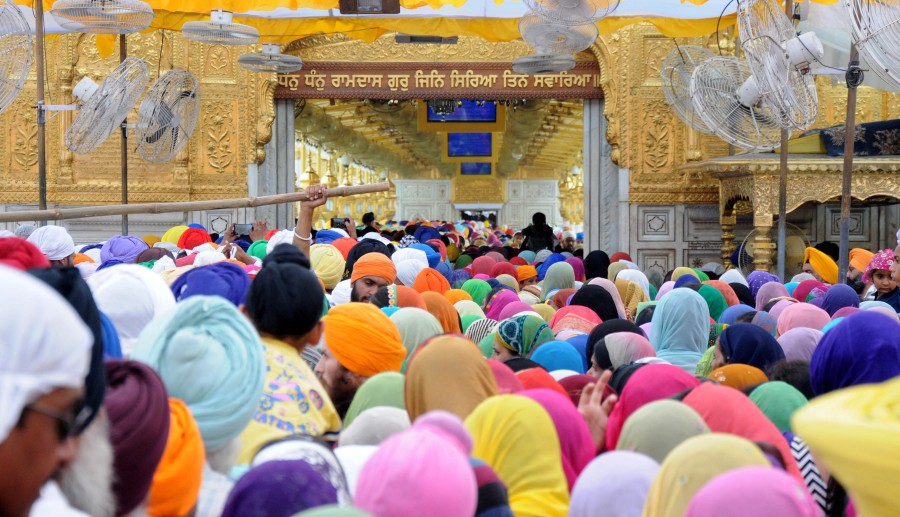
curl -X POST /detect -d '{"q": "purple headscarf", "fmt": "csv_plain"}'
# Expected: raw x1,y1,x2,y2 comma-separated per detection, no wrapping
810,311,900,395
101,235,149,264
170,262,251,306
751,311,778,336
755,282,789,311
565,257,586,282
747,271,780,299
221,459,340,517
820,284,861,316
777,327,823,362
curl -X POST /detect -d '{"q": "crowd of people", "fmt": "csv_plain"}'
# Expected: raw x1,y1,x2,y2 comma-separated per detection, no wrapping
2,189,899,517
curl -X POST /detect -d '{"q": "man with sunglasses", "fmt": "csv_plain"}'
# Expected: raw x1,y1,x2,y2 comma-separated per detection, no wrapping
0,267,92,517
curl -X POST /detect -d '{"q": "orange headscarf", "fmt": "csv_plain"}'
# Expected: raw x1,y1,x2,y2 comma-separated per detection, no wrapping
395,285,428,310
422,291,462,334
703,280,740,307
444,289,473,305
148,398,205,517
351,252,397,284
708,364,769,390
413,268,451,295
323,302,406,377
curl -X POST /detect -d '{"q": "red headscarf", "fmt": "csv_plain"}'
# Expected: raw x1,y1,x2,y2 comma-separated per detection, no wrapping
610,252,633,263
0,237,51,270
510,257,528,266
515,368,569,399
472,256,496,276
490,261,518,279
487,359,524,394
703,280,740,307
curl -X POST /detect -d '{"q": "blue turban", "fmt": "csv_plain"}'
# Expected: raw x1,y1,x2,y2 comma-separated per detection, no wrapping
410,243,440,268
170,262,251,306
97,259,125,271
131,295,266,452
100,312,123,359
413,226,441,244
435,261,453,282
313,229,343,245
233,239,252,252
188,223,206,231
79,243,103,254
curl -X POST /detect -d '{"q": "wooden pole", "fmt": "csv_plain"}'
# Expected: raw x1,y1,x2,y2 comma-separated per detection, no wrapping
35,0,47,219
0,183,391,223
120,34,129,235
838,44,859,284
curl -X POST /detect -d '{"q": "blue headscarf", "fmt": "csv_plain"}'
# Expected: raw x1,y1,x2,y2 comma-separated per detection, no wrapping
413,226,441,244
810,311,900,395
530,340,585,374
718,304,755,325
650,288,710,373
435,261,453,283
410,243,440,268
132,295,266,452
674,274,701,288
100,312,123,359
170,262,251,306
566,334,590,372
784,282,799,296
717,323,785,372
537,253,566,281
820,284,861,316
518,250,536,264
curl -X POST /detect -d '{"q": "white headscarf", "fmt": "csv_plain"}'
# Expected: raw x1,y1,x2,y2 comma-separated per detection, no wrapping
87,264,176,356
719,268,749,287
0,266,92,441
27,225,76,261
618,269,651,299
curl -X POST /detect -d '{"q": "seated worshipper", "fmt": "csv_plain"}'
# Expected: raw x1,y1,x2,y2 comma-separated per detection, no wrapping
711,323,786,373
588,332,656,376
491,314,555,361
803,246,838,284
350,252,397,303
26,224,77,267
315,303,406,418
0,268,93,517
103,360,171,517
147,398,206,517
355,412,478,517
865,248,900,312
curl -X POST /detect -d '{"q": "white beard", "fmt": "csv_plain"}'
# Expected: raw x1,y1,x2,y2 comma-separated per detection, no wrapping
58,411,116,517
206,438,240,475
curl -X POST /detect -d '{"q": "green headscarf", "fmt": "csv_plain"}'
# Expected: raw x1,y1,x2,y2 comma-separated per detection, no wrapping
649,283,658,300
540,262,576,301
461,314,483,333
692,268,710,282
455,254,474,270
247,239,268,260
478,331,496,359
698,284,728,321
616,399,710,464
461,279,492,307
138,259,156,269
636,301,658,321
389,308,444,372
293,505,373,517
495,314,554,357
608,262,628,280
695,346,717,377
342,372,406,428
749,381,808,433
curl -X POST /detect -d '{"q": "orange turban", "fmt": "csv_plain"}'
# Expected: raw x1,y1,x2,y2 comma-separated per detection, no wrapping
444,289,473,305
73,253,94,265
332,237,357,260
413,268,451,294
148,398,205,517
323,302,405,377
518,265,538,283
709,364,769,391
351,252,397,284
143,235,162,247
849,248,875,274
804,247,838,284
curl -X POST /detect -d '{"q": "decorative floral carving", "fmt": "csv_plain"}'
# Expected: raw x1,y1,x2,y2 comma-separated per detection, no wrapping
206,103,234,174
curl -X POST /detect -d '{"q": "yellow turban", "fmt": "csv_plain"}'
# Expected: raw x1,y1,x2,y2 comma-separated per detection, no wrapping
849,248,875,274
447,243,460,263
310,244,346,290
804,247,838,284
323,302,405,377
143,235,162,247
161,226,189,245
351,252,397,284
148,398,205,517
793,376,900,517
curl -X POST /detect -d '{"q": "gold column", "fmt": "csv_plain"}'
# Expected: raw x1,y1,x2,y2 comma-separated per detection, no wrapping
720,212,736,269
752,223,774,272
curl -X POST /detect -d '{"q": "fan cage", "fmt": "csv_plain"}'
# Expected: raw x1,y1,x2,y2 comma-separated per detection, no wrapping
512,54,576,75
690,56,785,152
0,0,33,116
238,50,303,73
519,13,598,54
523,0,618,26
137,70,200,163
659,45,714,134
846,0,900,92
50,0,154,34
742,36,818,131
182,11,260,46
65,56,149,154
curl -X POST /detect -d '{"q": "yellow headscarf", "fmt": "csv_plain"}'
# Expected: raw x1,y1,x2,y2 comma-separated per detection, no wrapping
615,278,650,321
161,225,189,245
642,433,770,517
530,303,557,323
793,376,900,517
465,395,569,517
803,247,838,284
608,262,628,281
671,266,697,282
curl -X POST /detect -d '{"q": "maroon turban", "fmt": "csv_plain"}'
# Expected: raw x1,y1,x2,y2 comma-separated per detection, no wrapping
104,360,170,517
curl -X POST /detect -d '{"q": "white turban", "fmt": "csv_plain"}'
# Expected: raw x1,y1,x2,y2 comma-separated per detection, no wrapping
266,229,295,255
87,265,176,356
396,260,426,287
0,266,92,441
331,279,352,305
391,248,428,269
153,241,181,255
193,251,226,266
26,225,76,261
84,248,102,263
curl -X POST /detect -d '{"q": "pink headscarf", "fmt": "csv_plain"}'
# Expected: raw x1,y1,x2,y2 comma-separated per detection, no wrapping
520,389,595,490
685,467,820,517
776,327,823,362
565,257,586,282
472,257,496,276
588,277,628,319
498,302,535,320
550,306,602,335
487,359,524,394
602,332,657,369
755,281,789,311
768,299,795,318
485,290,521,320
605,364,701,450
775,303,831,335
490,261,517,279
655,281,675,301
485,251,505,263
426,239,448,261
356,412,477,517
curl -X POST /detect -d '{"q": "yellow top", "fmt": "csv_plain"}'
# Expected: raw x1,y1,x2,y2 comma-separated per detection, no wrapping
793,377,900,517
237,337,341,465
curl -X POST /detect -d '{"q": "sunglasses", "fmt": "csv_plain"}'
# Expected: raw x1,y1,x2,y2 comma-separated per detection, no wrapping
25,401,86,441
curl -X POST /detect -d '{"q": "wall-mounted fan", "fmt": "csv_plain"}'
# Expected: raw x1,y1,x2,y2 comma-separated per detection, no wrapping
524,0,618,26
0,0,33,116
239,43,303,73
50,0,154,34
182,10,260,46
514,12,595,74
136,70,200,163
660,45,714,134
690,56,784,152
737,223,810,278
65,56,150,154
845,0,900,92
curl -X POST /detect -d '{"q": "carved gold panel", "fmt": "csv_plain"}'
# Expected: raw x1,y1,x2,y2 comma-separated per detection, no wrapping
453,176,505,204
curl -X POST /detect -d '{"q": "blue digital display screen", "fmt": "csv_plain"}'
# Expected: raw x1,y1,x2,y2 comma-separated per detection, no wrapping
448,132,492,157
427,100,497,122
460,162,492,175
